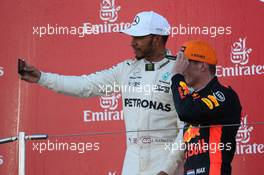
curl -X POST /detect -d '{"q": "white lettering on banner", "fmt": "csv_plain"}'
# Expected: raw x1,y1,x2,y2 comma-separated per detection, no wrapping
0,67,4,77
100,0,121,22
170,24,232,38
83,22,130,35
100,94,121,110
0,155,3,165
32,140,100,154
216,37,264,77
84,94,123,122
83,0,130,35
108,171,117,175
236,116,253,144
231,38,252,65
32,25,87,37
32,0,130,37
236,115,264,154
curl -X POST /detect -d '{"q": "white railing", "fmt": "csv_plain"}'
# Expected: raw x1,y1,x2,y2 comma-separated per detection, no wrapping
0,132,48,175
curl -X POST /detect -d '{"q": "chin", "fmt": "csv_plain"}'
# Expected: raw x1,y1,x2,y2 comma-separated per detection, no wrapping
135,55,144,60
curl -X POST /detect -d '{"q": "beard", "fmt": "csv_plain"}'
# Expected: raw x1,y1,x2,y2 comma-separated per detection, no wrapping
134,37,155,60
136,56,143,60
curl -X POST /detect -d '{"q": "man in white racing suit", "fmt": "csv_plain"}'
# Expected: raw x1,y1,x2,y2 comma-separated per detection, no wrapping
19,11,184,175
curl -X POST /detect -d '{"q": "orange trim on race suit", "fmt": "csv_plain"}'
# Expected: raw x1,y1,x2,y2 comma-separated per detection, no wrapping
209,126,222,175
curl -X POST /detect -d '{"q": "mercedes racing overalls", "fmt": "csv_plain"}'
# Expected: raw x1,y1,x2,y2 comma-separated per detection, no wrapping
38,56,184,175
171,74,242,175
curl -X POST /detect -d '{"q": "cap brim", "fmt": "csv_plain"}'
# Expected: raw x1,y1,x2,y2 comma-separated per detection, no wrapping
120,27,151,37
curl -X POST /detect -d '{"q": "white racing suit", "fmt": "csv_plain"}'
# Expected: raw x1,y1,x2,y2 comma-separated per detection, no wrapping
38,56,184,175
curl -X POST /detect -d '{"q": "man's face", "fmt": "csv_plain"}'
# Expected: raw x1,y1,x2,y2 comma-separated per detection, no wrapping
131,35,155,60
183,60,202,87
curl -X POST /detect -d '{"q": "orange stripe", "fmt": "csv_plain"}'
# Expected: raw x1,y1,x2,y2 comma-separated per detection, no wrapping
209,126,222,175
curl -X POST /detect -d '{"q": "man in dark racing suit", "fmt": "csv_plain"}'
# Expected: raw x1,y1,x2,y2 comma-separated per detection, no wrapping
171,40,242,175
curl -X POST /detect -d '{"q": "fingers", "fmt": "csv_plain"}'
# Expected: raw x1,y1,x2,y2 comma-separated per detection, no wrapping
20,75,28,81
176,51,189,66
18,60,41,83
24,61,40,76
24,61,35,72
177,51,184,60
172,51,190,75
20,73,39,83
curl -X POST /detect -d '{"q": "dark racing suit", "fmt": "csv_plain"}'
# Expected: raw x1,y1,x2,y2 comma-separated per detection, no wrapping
171,74,242,175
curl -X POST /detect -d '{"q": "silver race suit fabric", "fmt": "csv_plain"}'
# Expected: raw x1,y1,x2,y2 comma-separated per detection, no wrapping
38,57,184,175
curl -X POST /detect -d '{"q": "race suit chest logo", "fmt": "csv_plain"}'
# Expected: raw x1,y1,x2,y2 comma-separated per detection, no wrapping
83,94,123,122
201,95,220,110
124,98,171,112
158,72,171,85
213,91,225,102
155,72,171,93
178,81,190,99
128,67,141,87
155,84,170,93
236,115,264,154
216,37,264,77
162,72,171,81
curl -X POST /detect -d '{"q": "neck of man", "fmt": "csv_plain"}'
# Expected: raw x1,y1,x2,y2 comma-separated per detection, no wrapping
193,75,215,92
145,47,167,62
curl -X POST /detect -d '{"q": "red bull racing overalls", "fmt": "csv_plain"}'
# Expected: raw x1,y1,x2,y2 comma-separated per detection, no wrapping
171,74,242,175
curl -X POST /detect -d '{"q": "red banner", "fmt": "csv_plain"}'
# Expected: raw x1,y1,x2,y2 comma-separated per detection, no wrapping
0,0,263,174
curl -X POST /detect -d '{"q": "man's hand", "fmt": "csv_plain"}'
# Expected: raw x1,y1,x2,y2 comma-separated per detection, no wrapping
157,171,168,175
172,51,190,75
18,59,41,83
